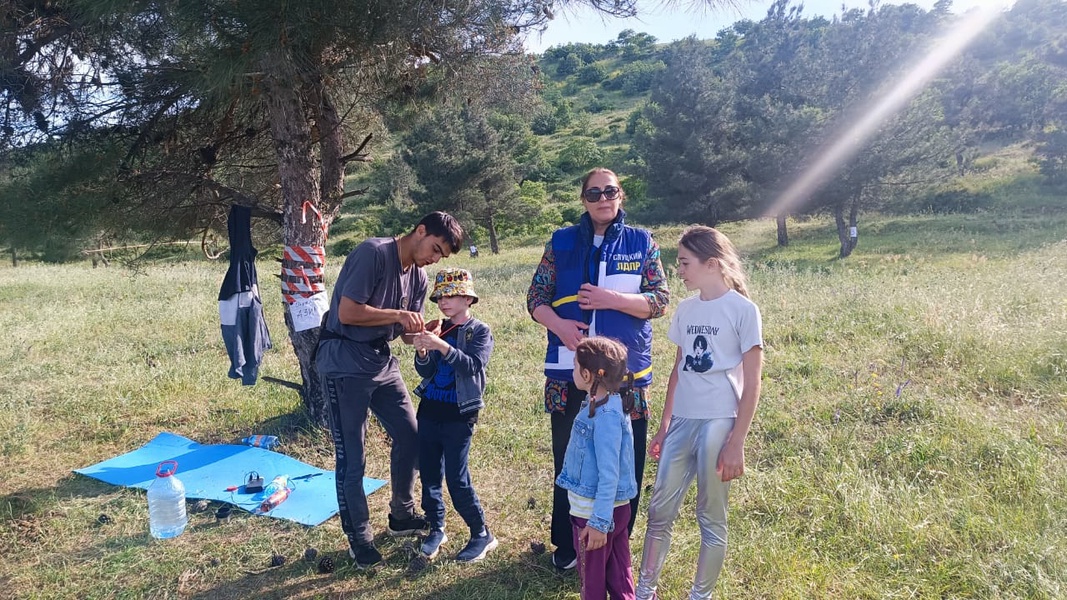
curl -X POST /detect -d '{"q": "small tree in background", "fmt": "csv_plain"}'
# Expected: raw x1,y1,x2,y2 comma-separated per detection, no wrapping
402,104,538,254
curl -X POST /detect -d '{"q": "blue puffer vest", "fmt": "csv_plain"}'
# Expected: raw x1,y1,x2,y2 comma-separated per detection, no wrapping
543,209,654,387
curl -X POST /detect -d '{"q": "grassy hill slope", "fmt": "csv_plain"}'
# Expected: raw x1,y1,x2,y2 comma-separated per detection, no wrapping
1,202,1064,598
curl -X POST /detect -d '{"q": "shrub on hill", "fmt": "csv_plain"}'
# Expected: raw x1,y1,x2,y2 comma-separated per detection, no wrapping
602,60,666,95
577,62,609,85
557,137,604,171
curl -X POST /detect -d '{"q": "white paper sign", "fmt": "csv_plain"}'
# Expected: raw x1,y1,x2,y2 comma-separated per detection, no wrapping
290,292,330,332
849,226,858,238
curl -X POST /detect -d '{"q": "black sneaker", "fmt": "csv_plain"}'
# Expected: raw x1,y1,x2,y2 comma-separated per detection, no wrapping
388,513,429,537
349,544,382,569
455,530,498,563
552,550,577,570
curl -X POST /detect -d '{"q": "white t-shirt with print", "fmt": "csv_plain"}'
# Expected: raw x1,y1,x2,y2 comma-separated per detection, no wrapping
668,290,763,419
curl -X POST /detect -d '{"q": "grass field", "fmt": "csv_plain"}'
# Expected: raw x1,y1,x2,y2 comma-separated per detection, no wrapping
1,211,1065,599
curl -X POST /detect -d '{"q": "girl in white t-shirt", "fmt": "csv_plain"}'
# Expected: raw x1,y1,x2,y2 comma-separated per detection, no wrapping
635,226,764,600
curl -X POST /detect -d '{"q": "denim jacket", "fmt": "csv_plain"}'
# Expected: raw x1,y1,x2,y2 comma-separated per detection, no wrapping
413,317,493,415
555,393,637,533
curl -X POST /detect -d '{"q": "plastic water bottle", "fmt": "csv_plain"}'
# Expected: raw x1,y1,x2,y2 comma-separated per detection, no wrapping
262,475,290,496
148,460,188,539
255,475,293,513
241,435,279,450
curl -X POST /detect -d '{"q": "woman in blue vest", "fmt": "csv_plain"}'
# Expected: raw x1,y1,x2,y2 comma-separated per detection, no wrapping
527,167,670,571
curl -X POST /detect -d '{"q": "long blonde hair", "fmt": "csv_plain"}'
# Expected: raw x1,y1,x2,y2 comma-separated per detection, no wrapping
679,226,749,298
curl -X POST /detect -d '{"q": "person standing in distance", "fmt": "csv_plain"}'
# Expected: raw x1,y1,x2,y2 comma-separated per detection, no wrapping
527,168,670,571
316,211,464,569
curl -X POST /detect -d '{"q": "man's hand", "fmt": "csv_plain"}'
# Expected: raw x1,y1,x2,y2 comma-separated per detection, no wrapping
397,310,425,334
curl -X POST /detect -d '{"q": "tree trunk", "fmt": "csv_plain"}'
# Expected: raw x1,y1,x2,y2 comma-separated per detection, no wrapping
835,200,859,258
10,247,16,267
487,211,500,254
262,49,330,428
847,198,859,256
776,213,789,247
834,203,852,258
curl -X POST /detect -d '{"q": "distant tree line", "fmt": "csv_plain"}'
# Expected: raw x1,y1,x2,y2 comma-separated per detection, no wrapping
530,0,1067,256
385,0,1067,259
4,0,1066,263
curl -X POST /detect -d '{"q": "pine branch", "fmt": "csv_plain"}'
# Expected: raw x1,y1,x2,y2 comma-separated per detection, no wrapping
340,133,373,164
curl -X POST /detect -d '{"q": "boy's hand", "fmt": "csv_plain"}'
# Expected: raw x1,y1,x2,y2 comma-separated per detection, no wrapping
578,526,607,551
414,331,450,355
423,319,441,336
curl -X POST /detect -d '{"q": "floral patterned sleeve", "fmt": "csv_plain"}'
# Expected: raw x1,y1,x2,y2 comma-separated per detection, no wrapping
641,238,669,319
526,241,556,317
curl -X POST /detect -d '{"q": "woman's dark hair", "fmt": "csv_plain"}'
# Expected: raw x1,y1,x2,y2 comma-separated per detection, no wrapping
580,167,626,201
414,211,464,253
694,335,708,351
575,336,636,414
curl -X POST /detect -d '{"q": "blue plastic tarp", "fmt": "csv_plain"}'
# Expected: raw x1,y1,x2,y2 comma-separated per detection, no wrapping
74,432,386,527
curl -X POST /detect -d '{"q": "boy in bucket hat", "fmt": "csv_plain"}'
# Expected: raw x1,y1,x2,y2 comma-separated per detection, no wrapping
412,267,498,562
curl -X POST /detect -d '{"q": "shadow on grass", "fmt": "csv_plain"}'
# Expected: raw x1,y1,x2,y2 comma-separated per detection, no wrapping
247,410,320,443
186,536,577,600
1,474,117,519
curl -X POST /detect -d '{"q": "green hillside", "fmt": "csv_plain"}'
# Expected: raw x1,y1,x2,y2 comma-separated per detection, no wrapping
3,4,1067,598
330,1,1067,260
2,209,1064,598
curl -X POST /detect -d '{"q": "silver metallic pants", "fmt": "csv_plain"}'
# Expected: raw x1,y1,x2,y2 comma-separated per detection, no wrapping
635,416,734,600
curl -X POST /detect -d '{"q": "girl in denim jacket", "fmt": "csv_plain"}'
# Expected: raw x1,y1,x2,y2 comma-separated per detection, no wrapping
556,336,639,599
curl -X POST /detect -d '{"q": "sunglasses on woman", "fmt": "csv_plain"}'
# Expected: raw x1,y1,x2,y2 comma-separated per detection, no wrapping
582,185,621,202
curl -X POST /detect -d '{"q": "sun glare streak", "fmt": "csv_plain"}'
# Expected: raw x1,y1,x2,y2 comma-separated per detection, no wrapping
764,5,1007,219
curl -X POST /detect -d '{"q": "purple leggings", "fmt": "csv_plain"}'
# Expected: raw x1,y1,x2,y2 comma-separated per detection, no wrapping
571,503,635,600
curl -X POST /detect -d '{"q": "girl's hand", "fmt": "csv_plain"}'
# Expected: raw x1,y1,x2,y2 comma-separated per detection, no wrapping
578,526,607,551
716,436,746,482
648,429,668,461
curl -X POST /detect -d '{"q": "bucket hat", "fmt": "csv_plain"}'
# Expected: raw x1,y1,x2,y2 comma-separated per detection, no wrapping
430,267,479,304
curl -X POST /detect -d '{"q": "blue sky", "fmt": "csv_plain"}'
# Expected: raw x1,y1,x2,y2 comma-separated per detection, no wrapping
524,0,1014,53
